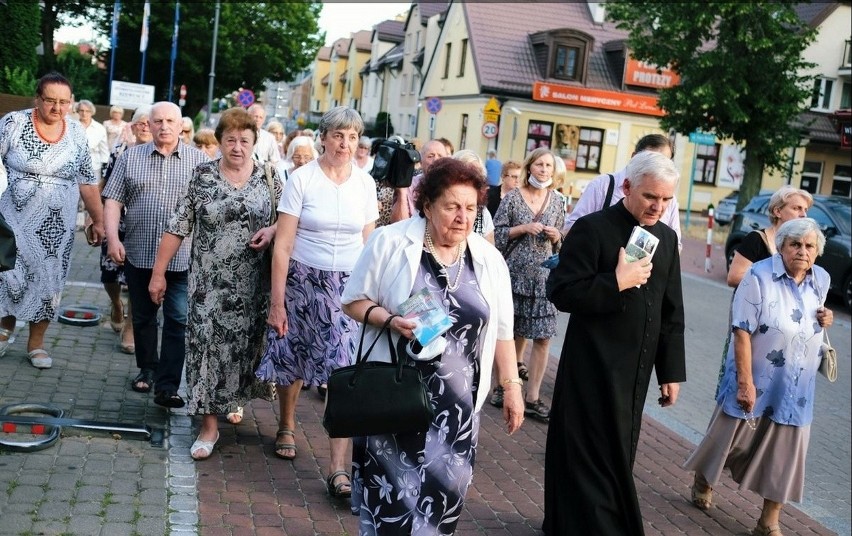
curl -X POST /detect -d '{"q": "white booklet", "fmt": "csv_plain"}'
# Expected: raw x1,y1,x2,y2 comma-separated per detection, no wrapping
625,225,659,263
398,288,454,346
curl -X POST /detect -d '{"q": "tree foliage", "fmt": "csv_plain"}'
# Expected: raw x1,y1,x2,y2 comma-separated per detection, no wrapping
56,46,106,103
85,1,324,117
606,2,817,208
0,1,41,84
40,0,101,72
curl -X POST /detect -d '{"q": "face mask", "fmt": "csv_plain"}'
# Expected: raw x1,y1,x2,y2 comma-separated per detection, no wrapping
528,176,553,189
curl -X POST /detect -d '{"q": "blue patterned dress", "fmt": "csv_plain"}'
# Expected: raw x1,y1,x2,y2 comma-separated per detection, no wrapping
351,247,488,536
0,110,95,322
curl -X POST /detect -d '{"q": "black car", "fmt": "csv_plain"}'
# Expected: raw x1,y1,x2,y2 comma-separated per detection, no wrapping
724,194,851,310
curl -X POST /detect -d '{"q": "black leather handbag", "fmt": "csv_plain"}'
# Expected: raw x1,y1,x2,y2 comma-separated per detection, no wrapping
323,308,434,438
0,213,16,272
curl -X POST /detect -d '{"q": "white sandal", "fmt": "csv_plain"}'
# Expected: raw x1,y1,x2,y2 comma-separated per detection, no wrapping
0,327,14,357
190,431,219,460
226,406,244,425
28,349,52,369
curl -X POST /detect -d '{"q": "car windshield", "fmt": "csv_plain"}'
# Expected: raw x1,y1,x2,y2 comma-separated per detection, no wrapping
826,201,851,235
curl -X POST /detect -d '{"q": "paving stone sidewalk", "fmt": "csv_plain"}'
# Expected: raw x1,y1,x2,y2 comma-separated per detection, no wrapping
0,229,841,536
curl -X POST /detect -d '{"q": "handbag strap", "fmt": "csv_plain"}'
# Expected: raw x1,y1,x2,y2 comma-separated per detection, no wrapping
810,270,831,344
355,309,399,365
264,162,277,226
602,174,615,210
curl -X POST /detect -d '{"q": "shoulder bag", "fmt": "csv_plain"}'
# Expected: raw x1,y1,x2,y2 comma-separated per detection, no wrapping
264,162,278,226
813,275,837,382
323,306,434,438
0,213,15,272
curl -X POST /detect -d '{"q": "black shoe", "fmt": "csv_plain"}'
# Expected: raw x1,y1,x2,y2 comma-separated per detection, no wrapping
131,369,154,393
317,384,327,400
524,399,550,422
154,390,185,408
489,386,504,408
516,362,529,382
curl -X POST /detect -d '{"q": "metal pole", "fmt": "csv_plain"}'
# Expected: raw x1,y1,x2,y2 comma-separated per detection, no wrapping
206,2,221,126
167,1,180,102
685,143,698,231
107,0,121,103
139,1,150,84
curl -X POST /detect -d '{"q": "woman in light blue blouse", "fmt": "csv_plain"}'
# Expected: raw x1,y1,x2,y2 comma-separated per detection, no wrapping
684,218,834,536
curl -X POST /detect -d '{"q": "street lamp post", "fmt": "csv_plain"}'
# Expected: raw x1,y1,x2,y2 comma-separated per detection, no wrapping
206,2,221,125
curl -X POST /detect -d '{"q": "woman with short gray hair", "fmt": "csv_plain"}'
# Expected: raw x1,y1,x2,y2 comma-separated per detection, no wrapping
256,105,377,499
686,217,834,536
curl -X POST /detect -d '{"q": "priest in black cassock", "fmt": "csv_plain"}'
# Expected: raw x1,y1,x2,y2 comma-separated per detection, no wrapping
543,150,686,535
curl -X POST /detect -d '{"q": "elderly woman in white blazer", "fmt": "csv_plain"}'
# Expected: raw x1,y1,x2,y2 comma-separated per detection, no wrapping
341,157,523,535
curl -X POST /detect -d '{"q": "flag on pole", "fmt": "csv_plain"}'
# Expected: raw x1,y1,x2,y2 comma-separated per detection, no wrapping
139,1,150,52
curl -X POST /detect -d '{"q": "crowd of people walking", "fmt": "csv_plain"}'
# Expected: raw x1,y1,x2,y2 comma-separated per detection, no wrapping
0,72,838,536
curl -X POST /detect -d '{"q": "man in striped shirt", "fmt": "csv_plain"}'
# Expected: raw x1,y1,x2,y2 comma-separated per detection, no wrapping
103,101,209,408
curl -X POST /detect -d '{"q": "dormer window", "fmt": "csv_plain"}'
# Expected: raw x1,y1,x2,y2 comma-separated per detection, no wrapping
531,29,593,84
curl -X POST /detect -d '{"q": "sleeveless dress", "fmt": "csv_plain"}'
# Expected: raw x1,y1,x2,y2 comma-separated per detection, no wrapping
351,247,489,535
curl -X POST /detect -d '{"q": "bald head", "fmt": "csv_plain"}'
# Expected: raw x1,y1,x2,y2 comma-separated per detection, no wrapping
248,104,266,129
149,101,183,151
419,140,448,173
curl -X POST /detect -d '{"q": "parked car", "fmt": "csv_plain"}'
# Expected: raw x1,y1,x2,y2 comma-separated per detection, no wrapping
714,191,739,225
724,194,851,310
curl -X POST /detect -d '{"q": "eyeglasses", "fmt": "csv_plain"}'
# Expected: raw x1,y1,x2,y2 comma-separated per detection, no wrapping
134,122,150,129
39,97,72,107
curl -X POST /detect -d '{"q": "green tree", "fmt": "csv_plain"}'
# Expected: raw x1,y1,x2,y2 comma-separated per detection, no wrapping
56,45,106,103
0,1,40,91
40,0,101,72
606,2,817,209
370,111,395,138
87,1,324,117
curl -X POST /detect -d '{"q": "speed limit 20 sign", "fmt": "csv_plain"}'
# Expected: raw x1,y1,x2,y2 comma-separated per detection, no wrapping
481,122,498,138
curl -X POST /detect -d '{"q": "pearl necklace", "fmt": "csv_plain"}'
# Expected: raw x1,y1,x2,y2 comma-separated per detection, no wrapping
425,228,464,292
32,109,65,144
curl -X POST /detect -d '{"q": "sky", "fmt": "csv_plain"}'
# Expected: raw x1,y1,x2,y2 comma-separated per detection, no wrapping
55,2,411,47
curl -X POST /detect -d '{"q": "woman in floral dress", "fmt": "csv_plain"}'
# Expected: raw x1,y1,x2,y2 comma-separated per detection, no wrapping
149,108,280,460
493,148,564,422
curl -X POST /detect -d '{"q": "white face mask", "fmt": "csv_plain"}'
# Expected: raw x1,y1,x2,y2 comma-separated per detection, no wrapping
528,176,553,189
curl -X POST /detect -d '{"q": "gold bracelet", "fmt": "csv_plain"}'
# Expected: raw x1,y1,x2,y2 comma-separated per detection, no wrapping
502,378,523,386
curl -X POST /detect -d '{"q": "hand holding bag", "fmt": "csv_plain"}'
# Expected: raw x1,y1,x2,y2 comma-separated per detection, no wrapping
323,307,434,438
819,329,837,382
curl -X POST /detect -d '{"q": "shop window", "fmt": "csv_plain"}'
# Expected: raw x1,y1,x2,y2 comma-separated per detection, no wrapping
575,128,603,172
525,121,553,156
692,144,719,185
800,161,822,194
831,164,851,198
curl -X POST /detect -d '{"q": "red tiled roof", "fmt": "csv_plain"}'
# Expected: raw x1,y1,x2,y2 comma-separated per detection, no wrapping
332,37,351,58
463,2,629,95
352,30,373,52
316,46,331,61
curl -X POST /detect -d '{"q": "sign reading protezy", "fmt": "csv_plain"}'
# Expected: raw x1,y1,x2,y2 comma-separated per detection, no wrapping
623,59,680,90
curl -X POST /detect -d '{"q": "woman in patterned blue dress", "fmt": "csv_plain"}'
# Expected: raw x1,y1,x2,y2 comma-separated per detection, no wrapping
684,218,834,536
0,72,104,369
342,158,524,535
256,106,378,497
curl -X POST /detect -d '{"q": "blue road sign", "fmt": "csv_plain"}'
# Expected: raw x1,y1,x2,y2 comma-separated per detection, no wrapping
237,89,256,108
425,97,442,114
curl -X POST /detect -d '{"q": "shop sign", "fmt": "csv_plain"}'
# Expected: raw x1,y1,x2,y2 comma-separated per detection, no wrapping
624,59,680,89
533,81,664,117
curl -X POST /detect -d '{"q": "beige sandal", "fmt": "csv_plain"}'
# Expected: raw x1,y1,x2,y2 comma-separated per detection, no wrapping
0,327,14,357
690,474,712,511
752,523,783,536
28,349,52,369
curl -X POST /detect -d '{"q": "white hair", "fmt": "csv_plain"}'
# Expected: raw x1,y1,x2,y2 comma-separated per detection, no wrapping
625,150,679,188
775,218,825,256
287,135,318,160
